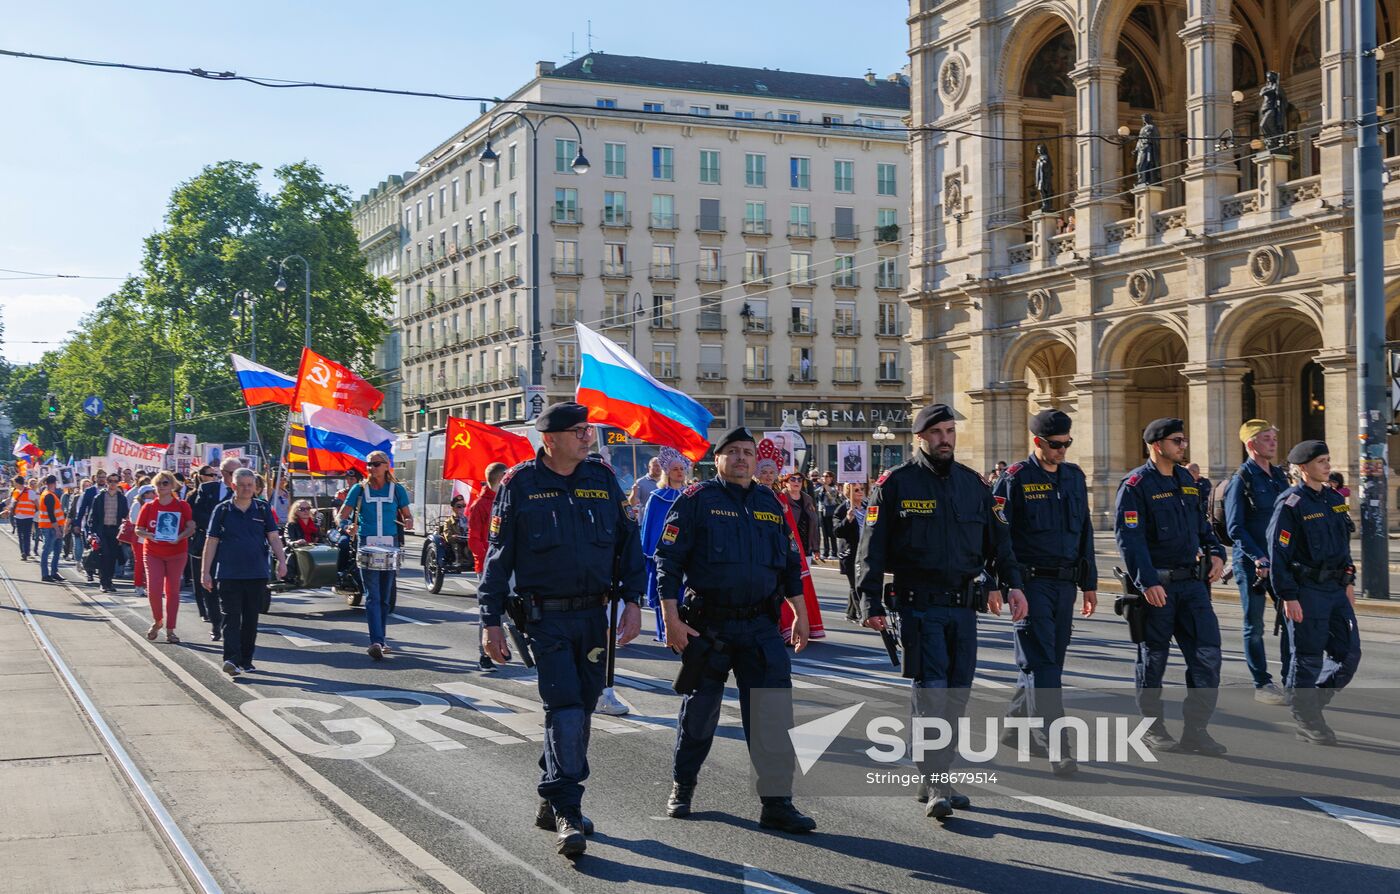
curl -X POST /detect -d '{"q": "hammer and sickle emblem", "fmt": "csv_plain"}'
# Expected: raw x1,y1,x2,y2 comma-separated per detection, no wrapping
307,360,334,389
453,431,472,450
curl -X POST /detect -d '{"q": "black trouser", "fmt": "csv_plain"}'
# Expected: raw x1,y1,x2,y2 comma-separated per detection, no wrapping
218,578,265,667
820,514,837,557
97,526,121,589
190,547,220,630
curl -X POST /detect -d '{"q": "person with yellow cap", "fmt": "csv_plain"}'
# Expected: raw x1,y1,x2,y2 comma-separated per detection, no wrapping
1222,419,1292,705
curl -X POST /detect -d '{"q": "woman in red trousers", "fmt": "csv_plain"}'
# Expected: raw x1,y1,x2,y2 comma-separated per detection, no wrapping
135,472,195,643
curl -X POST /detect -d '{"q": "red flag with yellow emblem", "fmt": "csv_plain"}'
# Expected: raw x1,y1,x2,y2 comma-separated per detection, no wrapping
441,417,534,484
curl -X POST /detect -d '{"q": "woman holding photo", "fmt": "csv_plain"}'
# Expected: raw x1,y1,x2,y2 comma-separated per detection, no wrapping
135,471,195,643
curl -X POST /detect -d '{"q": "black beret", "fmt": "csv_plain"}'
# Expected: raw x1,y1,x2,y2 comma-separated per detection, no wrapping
1287,440,1329,465
1030,409,1072,438
715,426,756,454
912,403,955,434
535,401,589,433
1142,417,1184,444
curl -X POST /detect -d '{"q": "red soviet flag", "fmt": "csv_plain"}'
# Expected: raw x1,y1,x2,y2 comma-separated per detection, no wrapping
442,417,534,483
291,347,384,417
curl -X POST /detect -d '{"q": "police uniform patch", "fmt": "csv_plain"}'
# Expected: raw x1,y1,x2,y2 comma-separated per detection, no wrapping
1278,530,1291,546
1284,493,1300,507
1124,511,1139,528
865,505,879,525
876,469,892,486
1005,463,1024,476
661,524,679,545
1126,473,1142,487
683,483,704,498
490,514,501,536
992,498,1008,524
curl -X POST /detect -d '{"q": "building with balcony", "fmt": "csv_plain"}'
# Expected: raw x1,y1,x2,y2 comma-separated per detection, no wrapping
351,173,407,429
908,0,1400,514
381,52,911,462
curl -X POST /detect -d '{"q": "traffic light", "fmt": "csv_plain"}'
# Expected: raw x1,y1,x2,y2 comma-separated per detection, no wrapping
418,398,428,417
129,394,139,421
45,393,57,418
183,394,195,419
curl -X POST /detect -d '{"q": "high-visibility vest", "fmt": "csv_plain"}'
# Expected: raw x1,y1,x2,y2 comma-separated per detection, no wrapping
12,489,36,519
36,491,65,528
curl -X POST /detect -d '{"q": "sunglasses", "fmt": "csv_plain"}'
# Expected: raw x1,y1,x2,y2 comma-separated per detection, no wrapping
1166,436,1189,446
368,461,387,468
1044,439,1072,450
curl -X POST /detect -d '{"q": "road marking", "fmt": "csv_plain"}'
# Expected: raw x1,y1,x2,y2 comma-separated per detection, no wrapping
265,626,332,648
743,864,815,893
1014,795,1261,864
390,612,431,626
1303,798,1400,844
341,690,524,746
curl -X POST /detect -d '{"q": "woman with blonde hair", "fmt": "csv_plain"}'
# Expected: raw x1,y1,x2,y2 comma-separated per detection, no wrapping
134,472,194,642
338,451,412,660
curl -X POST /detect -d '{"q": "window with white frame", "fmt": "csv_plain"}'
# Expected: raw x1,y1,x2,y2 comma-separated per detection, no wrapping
777,110,799,122
699,149,721,184
555,138,578,174
877,163,897,196
690,105,711,116
734,109,755,119
834,160,854,193
508,144,518,179
643,101,664,113
745,152,766,187
554,188,578,222
604,142,627,177
603,190,627,224
596,98,618,108
790,156,810,190
652,146,674,180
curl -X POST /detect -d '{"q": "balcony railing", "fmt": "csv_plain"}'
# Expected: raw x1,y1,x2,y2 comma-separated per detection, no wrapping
832,271,860,289
696,215,727,234
600,209,632,228
788,221,815,238
551,308,578,326
787,270,816,288
832,319,861,337
741,314,772,333
502,211,521,232
741,218,771,236
789,318,816,336
551,258,582,276
832,366,860,383
832,223,860,241
875,271,903,290
875,223,901,244
649,263,679,281
553,363,578,378
697,313,726,332
697,362,726,381
876,367,903,383
742,269,771,285
788,366,817,384
551,206,581,225
650,363,678,381
696,265,726,283
648,212,679,230
877,319,904,337
649,314,678,330
743,364,772,382
600,261,632,279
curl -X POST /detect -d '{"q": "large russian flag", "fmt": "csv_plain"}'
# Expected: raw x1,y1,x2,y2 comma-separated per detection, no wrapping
231,354,296,407
13,433,43,460
574,321,713,461
301,403,395,475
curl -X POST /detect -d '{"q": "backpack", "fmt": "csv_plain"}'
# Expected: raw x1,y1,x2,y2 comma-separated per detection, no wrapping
1209,474,1252,547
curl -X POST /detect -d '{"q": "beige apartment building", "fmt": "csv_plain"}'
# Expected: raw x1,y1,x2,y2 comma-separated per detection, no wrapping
389,52,912,467
352,173,407,428
908,0,1400,516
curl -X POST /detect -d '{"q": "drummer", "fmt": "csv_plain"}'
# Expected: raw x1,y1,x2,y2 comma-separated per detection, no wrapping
338,451,413,660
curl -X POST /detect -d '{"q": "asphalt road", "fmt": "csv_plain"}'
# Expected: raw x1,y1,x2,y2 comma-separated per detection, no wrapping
26,543,1400,894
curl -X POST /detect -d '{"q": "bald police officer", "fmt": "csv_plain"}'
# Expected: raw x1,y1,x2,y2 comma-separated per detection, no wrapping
856,404,1027,821
655,426,816,833
1266,440,1361,745
1114,418,1227,756
479,402,645,858
993,409,1097,777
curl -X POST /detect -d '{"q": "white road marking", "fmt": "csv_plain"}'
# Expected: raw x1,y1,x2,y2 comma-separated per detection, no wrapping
1303,798,1400,845
265,626,332,648
1015,795,1261,864
390,612,431,626
743,864,816,893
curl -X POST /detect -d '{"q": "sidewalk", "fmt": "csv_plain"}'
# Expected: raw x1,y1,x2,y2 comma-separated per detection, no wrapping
0,541,466,894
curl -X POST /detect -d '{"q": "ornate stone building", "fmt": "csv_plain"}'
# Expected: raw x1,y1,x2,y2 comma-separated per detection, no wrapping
908,0,1400,517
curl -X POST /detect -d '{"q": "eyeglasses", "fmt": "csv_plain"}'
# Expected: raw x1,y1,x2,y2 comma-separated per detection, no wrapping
1044,439,1073,451
564,425,593,439
1167,436,1189,446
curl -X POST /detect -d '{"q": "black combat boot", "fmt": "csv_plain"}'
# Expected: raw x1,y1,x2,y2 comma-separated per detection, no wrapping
1051,757,1079,777
666,782,695,818
554,808,587,857
535,798,593,835
759,797,816,833
1179,728,1228,757
1141,720,1181,753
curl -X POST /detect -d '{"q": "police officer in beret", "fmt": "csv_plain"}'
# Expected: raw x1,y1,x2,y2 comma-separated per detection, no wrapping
992,409,1097,777
1223,419,1292,705
1114,417,1228,755
655,426,817,834
1266,440,1361,745
856,404,1027,821
479,401,645,858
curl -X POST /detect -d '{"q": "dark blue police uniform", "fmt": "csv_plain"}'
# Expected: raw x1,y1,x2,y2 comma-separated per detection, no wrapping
856,442,1023,794
1114,461,1226,747
1224,457,1292,689
654,475,804,806
993,453,1095,757
1266,477,1360,741
479,448,644,826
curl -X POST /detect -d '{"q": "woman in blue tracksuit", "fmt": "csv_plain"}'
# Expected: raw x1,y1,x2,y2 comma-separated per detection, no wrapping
640,447,691,644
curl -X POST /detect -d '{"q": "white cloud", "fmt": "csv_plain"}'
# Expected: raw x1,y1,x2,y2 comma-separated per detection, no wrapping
0,292,99,365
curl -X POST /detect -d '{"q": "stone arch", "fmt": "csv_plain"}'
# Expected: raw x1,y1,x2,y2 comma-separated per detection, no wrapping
1097,311,1191,374
1211,292,1324,362
1226,307,1325,449
1000,327,1077,385
997,4,1079,99
1112,322,1190,470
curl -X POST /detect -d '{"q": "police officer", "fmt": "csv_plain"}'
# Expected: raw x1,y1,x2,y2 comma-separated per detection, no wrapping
1223,419,1292,705
1114,418,1227,755
1266,440,1361,745
992,409,1097,777
479,402,645,858
655,426,817,834
856,404,1027,821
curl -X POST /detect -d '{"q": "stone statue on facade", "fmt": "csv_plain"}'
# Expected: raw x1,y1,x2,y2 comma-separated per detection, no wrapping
1034,144,1054,213
1259,70,1288,151
1134,113,1160,187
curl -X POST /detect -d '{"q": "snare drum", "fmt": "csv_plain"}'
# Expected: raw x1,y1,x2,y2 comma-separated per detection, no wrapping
357,545,403,570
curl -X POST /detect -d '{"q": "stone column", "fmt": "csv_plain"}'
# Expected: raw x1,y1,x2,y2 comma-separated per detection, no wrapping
1072,372,1128,524
1314,0,1356,202
1316,350,1359,505
1070,61,1123,256
1178,7,1240,233
1249,376,1292,444
964,384,1029,476
1254,151,1293,219
1181,363,1248,481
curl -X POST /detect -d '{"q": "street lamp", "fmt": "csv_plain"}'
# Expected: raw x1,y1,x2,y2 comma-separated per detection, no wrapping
478,108,590,420
233,288,261,449
630,290,646,360
801,408,829,472
872,423,896,475
273,254,312,349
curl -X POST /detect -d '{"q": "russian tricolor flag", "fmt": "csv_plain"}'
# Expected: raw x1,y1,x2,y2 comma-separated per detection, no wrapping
301,403,395,475
231,354,296,407
574,321,713,461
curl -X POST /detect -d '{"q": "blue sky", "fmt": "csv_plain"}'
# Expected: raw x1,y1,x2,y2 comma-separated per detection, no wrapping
0,1,908,365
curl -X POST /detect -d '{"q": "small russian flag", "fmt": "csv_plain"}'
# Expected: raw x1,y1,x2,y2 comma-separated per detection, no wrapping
301,403,395,475
231,354,296,407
